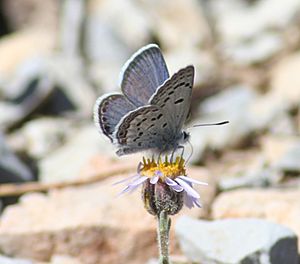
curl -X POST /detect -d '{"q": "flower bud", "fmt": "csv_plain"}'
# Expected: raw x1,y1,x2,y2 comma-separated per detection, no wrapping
142,179,183,216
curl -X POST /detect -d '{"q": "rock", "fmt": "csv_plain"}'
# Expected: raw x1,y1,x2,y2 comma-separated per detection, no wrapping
268,112,296,136
0,255,33,264
175,216,298,264
261,135,300,174
246,53,300,131
0,76,55,130
165,48,217,88
0,29,55,80
141,0,211,49
47,56,97,116
0,179,156,264
209,0,300,64
2,0,57,30
190,80,300,163
189,85,257,162
270,52,300,106
212,189,300,249
38,124,117,183
0,166,213,264
223,33,283,65
0,133,34,183
2,56,49,101
86,0,148,92
49,255,82,264
218,167,280,191
89,0,151,50
7,117,73,159
277,142,300,173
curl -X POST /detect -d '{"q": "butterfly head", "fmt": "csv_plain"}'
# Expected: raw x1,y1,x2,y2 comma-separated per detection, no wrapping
181,131,190,144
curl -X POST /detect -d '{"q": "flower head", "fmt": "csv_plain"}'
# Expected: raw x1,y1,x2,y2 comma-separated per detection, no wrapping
116,156,208,215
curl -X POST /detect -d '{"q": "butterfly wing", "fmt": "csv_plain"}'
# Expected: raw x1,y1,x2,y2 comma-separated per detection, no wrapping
120,44,169,107
114,105,175,155
114,66,194,156
150,65,194,137
93,93,135,141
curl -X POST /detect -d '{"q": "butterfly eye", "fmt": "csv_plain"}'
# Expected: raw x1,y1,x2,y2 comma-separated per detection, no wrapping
183,131,189,140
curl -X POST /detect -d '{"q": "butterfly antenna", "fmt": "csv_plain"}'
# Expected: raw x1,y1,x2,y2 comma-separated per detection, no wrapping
193,120,229,127
185,139,194,165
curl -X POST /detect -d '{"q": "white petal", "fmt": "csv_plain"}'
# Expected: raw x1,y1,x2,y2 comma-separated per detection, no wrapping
178,176,208,186
112,174,140,185
175,178,200,199
129,176,148,186
150,175,159,184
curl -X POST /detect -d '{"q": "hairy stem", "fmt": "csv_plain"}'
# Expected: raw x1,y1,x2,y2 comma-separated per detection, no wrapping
157,211,171,264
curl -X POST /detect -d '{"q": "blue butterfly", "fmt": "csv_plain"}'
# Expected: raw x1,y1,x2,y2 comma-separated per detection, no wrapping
93,44,193,156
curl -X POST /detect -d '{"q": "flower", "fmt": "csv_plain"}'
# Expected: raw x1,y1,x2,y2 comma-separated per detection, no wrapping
115,156,208,215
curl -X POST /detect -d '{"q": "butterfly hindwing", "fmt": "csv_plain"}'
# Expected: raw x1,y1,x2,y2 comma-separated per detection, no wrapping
94,93,135,141
120,44,169,107
114,105,176,155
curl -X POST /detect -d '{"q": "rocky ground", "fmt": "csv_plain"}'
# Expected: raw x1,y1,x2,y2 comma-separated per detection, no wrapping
0,0,299,263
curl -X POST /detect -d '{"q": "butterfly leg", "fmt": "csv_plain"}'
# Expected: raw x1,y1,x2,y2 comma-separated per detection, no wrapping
157,152,162,163
170,145,184,162
170,149,175,163
178,145,185,160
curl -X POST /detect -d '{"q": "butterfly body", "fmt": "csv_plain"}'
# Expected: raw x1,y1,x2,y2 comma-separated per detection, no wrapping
94,44,194,156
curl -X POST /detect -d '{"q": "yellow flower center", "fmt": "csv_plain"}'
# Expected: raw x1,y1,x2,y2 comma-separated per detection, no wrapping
140,156,186,180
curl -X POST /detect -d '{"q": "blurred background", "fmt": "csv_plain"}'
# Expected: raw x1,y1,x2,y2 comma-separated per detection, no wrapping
0,0,299,263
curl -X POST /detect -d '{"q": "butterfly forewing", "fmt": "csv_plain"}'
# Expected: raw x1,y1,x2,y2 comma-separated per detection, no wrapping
94,93,135,141
150,65,194,136
120,44,169,107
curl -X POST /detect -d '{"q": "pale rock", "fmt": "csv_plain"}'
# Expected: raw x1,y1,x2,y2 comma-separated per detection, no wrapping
2,56,49,100
86,0,149,92
270,52,300,106
209,0,300,64
218,165,280,191
223,33,282,65
47,56,97,116
212,188,300,249
0,166,214,264
269,112,296,136
0,29,55,80
7,118,73,159
190,85,256,162
0,102,24,130
190,82,300,163
248,93,286,132
248,52,300,129
3,0,57,30
210,0,300,42
38,124,116,183
49,255,82,264
0,133,34,183
175,216,298,264
0,76,54,130
277,142,300,173
165,48,217,88
261,135,300,173
141,0,211,49
0,255,33,264
89,0,151,49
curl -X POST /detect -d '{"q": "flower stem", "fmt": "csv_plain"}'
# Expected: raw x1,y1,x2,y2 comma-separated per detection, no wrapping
157,211,171,264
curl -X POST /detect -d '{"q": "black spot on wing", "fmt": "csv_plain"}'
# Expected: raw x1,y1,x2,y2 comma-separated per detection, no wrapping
174,98,184,104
